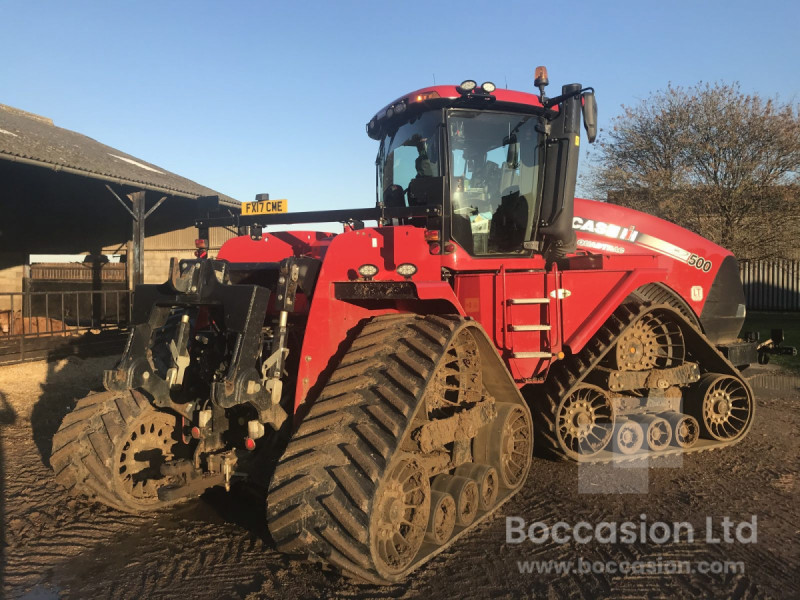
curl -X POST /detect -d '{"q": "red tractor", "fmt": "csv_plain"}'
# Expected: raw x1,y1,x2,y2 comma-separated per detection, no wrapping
52,69,762,583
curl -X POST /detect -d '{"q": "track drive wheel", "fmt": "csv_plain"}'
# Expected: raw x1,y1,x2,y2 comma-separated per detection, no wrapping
51,389,187,513
611,311,685,371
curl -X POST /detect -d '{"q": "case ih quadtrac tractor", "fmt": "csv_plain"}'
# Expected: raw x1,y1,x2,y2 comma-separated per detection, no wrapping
52,68,763,583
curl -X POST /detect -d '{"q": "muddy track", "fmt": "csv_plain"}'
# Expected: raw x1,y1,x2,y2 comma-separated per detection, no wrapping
1,357,798,599
50,389,180,513
268,313,531,583
535,302,754,463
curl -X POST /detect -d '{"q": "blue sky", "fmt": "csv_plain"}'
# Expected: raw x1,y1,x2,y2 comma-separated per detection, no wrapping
2,0,798,209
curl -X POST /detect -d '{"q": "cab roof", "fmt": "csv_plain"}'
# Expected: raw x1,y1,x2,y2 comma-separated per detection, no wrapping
370,85,545,121
367,84,550,140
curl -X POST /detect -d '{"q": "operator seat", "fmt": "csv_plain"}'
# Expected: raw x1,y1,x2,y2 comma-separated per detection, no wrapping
383,184,406,209
407,176,442,207
451,213,474,254
490,191,527,252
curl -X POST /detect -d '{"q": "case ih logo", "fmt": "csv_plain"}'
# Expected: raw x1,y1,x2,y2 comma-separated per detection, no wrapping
573,217,639,242
574,216,714,272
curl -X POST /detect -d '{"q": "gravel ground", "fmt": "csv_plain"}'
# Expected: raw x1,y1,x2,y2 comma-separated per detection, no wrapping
1,356,798,599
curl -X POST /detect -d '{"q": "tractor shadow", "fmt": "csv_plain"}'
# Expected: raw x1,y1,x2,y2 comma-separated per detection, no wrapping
29,343,117,467
190,483,273,542
0,390,18,589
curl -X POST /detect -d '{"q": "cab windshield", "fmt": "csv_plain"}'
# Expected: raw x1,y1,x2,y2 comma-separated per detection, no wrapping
377,111,442,208
448,110,543,255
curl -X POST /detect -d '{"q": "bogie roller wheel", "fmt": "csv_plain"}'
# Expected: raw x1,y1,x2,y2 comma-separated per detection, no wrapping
425,490,456,545
613,419,644,455
548,384,614,460
473,403,532,488
689,373,754,441
431,474,479,527
51,389,188,513
454,463,499,510
662,411,700,448
630,414,671,452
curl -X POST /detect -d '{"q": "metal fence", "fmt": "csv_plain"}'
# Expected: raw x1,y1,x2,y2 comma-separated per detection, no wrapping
0,289,132,365
740,259,800,311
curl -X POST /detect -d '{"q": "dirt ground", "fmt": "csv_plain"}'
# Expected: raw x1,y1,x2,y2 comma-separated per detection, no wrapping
1,356,798,599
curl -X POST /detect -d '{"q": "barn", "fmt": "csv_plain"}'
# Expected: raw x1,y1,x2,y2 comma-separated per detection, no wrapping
0,103,240,361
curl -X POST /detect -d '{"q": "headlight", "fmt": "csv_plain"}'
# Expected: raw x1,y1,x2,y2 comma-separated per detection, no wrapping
459,79,477,91
358,264,379,278
396,263,418,278
481,81,496,93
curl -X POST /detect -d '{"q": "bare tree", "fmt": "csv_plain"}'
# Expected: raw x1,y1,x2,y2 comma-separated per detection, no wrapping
592,82,800,260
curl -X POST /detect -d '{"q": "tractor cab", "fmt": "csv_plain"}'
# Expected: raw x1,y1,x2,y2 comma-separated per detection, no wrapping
368,70,597,260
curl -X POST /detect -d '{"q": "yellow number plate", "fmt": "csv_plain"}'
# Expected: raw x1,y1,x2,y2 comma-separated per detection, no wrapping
241,199,288,215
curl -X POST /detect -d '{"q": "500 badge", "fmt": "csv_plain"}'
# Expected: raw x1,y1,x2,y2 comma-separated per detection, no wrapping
688,253,713,272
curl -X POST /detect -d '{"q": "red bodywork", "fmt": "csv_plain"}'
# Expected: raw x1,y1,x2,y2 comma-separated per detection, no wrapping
217,199,734,417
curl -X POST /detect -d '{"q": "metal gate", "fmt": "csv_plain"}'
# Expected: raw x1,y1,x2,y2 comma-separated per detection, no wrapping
740,259,800,311
0,289,131,365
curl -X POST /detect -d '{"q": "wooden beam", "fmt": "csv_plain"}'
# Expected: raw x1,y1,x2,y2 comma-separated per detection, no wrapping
128,191,146,287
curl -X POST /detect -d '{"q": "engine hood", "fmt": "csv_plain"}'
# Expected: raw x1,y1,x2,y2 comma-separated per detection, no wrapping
573,198,745,344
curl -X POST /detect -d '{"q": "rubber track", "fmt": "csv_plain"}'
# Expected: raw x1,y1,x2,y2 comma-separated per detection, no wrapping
534,302,754,463
50,388,167,513
267,314,525,584
630,282,700,328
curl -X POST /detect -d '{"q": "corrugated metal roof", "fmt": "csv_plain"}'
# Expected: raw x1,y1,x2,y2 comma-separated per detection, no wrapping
0,104,239,207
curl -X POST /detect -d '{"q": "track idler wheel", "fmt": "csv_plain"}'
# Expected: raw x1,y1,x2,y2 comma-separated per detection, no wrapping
473,403,532,488
372,457,431,576
454,463,499,510
662,411,700,448
612,419,644,455
630,414,672,452
690,373,754,441
552,384,614,460
425,490,456,545
431,474,479,527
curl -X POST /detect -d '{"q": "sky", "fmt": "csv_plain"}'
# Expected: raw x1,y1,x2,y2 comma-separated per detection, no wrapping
2,0,799,213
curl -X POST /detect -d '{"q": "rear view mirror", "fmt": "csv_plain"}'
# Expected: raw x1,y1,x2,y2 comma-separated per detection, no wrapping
581,91,597,143
504,134,519,168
